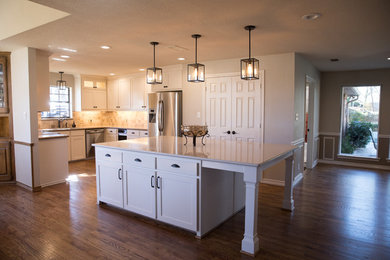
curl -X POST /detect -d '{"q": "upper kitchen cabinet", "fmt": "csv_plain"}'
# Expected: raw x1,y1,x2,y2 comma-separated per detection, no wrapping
131,76,148,110
0,55,9,113
150,65,183,92
81,75,107,110
107,78,131,110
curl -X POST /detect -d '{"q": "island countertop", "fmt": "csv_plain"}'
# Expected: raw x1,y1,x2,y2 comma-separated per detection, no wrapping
93,136,296,167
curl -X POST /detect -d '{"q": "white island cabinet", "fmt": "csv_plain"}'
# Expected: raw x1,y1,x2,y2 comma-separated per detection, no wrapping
94,136,297,257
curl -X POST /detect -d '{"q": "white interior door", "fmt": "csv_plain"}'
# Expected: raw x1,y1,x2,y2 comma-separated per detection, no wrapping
231,75,263,142
205,72,264,143
205,77,232,141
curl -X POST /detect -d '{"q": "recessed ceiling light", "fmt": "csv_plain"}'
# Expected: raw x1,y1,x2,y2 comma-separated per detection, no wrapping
301,13,321,20
59,47,77,52
330,58,339,62
387,57,390,60
60,55,70,58
101,45,111,49
177,57,185,61
139,68,145,71
52,58,66,62
109,73,115,76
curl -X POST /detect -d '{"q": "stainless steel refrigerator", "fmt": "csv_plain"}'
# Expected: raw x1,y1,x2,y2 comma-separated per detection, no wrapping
148,91,182,136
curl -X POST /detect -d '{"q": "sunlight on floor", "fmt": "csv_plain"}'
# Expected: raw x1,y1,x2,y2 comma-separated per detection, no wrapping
66,173,96,182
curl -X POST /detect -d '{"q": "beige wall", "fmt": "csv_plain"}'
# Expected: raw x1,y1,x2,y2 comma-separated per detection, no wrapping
319,69,390,164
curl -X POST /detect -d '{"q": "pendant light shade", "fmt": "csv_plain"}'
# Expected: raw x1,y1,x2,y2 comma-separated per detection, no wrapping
187,34,205,82
146,42,163,84
240,25,259,80
56,71,67,89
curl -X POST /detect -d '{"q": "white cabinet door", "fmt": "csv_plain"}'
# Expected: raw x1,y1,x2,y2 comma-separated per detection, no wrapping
131,77,147,110
82,88,107,110
124,165,156,218
118,78,131,110
156,171,197,231
70,135,86,160
107,79,118,110
205,77,232,141
97,162,123,208
151,67,182,92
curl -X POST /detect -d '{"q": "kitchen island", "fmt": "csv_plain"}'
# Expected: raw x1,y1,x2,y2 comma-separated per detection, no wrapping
94,136,297,256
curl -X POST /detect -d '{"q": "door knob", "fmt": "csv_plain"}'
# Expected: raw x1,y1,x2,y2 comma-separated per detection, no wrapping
224,131,231,134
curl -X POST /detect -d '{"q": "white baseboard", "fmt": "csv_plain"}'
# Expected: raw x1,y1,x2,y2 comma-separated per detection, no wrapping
312,159,318,168
318,159,390,171
41,179,66,188
261,172,304,187
261,178,285,186
293,173,303,186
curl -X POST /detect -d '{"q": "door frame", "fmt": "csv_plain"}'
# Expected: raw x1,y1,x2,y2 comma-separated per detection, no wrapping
305,75,316,169
205,71,265,143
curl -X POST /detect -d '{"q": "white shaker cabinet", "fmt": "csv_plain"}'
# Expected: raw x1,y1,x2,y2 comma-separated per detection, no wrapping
124,165,156,218
150,65,182,92
107,78,131,110
131,77,148,110
156,171,197,231
97,161,124,208
81,76,107,110
70,130,86,161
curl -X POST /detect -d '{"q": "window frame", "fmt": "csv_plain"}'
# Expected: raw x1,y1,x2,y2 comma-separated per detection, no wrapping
41,85,72,119
338,85,381,159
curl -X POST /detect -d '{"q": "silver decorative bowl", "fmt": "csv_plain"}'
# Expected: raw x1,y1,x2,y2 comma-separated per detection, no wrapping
181,125,209,146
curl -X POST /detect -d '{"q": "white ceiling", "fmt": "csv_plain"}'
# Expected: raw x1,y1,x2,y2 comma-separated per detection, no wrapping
1,0,389,76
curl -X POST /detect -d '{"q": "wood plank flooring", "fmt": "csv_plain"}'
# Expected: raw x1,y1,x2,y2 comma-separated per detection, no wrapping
0,161,389,259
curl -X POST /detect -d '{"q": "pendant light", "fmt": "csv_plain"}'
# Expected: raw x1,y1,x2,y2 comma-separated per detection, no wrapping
187,34,205,82
146,42,163,84
240,25,259,80
56,71,67,89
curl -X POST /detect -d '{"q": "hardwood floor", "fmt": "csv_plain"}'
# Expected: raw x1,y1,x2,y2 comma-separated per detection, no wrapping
0,161,389,259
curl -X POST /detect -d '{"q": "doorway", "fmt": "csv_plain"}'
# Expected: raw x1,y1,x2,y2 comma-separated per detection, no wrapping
304,76,316,169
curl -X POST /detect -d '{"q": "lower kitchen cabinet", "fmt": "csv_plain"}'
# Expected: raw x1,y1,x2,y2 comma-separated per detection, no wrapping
96,147,199,232
156,171,197,231
0,141,11,181
97,161,123,208
70,130,86,160
124,165,156,218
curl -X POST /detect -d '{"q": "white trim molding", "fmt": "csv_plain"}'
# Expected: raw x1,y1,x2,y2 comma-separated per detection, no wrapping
318,160,390,171
319,132,340,136
291,138,304,146
337,154,380,162
261,178,284,186
322,136,335,160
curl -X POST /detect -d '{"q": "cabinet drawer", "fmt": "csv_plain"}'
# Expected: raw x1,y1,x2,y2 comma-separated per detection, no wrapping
105,128,118,134
123,151,155,169
96,148,122,163
127,130,140,136
139,130,148,137
70,130,85,136
157,157,199,176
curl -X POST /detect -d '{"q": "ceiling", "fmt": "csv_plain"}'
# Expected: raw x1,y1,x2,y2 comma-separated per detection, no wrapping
1,0,389,76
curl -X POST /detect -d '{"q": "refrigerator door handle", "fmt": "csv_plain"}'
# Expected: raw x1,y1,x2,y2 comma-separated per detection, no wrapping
158,100,164,132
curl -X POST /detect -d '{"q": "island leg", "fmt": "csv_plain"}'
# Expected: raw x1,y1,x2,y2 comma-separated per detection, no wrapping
241,166,260,256
282,155,295,211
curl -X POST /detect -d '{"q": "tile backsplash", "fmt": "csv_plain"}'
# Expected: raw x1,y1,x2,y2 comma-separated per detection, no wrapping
38,111,148,129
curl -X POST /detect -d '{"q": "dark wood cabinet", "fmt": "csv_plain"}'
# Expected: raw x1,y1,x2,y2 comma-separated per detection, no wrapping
0,56,9,113
0,141,11,181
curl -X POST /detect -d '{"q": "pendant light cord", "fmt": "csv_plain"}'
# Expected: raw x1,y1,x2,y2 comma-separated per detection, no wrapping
153,44,156,68
195,37,198,64
249,28,251,59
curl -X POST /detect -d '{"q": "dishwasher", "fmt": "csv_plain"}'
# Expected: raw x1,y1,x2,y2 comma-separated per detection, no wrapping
86,129,105,158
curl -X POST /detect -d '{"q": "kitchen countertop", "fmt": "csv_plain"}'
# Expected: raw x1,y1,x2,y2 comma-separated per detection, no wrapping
39,132,69,140
40,126,148,131
93,136,296,167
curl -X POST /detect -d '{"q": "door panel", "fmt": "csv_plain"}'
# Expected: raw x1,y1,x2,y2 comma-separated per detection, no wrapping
97,163,123,207
124,165,156,218
118,78,131,109
231,75,263,142
205,77,232,141
156,171,197,231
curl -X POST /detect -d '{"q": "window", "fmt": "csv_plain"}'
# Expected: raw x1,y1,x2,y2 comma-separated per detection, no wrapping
340,86,380,158
41,86,71,118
